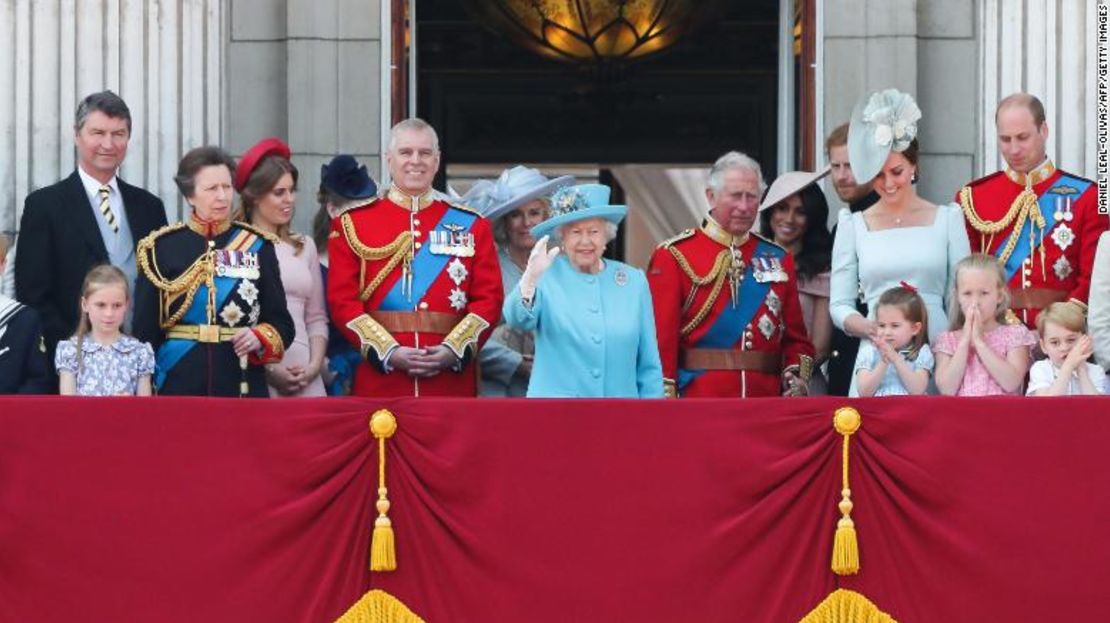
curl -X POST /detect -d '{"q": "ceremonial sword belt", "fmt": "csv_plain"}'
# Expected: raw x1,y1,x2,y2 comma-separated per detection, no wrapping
166,324,240,343
1010,288,1068,310
370,311,460,335
680,348,782,374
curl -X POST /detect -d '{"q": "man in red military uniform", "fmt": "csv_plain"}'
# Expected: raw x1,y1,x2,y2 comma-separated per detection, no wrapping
958,93,1108,328
648,151,814,398
327,118,503,396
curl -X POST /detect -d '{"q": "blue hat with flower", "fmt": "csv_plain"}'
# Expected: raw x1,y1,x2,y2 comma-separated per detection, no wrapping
529,183,627,240
462,166,575,222
848,88,922,183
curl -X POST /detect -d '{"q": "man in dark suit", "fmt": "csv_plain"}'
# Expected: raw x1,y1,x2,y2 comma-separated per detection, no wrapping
15,91,167,383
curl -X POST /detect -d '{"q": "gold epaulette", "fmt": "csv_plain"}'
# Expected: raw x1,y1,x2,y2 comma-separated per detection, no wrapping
136,222,213,329
752,232,786,252
444,198,481,216
658,228,695,249
232,220,279,244
137,222,187,252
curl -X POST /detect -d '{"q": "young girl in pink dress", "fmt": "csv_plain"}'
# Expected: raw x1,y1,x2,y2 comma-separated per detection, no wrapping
934,254,1035,396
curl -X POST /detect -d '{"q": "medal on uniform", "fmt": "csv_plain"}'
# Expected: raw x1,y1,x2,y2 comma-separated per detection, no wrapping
757,313,775,339
447,258,468,286
1053,256,1072,280
219,301,244,327
217,250,260,279
1051,223,1075,251
614,267,629,287
432,224,476,257
766,290,781,317
448,287,467,311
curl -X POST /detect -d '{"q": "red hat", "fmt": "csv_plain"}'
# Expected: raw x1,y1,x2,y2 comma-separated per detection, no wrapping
235,137,291,192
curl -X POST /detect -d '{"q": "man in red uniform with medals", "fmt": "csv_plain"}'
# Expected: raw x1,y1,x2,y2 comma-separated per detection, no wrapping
327,118,503,396
647,151,815,398
958,93,1108,327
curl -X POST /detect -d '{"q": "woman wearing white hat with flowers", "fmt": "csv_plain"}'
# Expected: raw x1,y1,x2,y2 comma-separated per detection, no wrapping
502,183,664,397
463,166,574,396
829,88,971,396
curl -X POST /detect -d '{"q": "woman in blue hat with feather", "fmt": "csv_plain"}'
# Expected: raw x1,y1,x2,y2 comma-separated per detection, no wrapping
502,183,664,397
463,166,574,397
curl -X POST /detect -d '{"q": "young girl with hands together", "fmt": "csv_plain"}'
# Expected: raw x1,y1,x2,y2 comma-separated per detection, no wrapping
934,254,1035,396
855,283,933,396
56,265,154,396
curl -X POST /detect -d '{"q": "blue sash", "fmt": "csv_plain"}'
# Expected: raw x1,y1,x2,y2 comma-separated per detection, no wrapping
378,207,477,311
995,174,1091,282
677,240,782,390
155,231,265,389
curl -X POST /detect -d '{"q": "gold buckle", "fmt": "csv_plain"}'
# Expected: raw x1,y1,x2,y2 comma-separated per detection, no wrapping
197,324,220,343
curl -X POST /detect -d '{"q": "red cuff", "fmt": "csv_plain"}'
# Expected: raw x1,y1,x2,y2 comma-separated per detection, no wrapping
249,323,285,365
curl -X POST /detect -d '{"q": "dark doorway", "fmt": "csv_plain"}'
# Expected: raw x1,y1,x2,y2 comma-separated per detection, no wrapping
415,2,781,169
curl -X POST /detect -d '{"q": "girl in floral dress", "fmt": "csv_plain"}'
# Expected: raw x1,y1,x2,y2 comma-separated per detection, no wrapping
56,265,154,396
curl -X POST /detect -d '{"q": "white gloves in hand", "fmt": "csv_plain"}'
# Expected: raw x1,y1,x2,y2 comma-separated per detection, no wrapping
519,235,560,301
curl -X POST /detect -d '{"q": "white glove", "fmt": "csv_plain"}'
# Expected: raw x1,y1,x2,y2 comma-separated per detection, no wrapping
519,236,559,302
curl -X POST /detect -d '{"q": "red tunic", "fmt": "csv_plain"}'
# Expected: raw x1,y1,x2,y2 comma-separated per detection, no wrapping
647,219,814,398
327,186,503,397
958,160,1108,328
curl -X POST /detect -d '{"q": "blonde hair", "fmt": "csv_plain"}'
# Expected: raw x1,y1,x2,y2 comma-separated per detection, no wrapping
74,265,131,375
947,253,1011,330
0,232,10,257
876,284,929,359
1036,302,1087,337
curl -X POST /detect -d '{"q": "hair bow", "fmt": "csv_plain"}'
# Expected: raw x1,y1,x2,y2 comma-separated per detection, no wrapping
899,280,917,293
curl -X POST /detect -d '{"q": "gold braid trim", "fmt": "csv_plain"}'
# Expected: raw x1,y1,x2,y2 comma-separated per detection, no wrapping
669,248,731,337
340,212,414,301
136,224,216,329
960,185,1042,263
442,313,491,359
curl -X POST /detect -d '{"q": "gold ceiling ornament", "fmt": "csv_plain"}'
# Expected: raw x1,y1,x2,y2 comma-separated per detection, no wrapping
462,0,726,63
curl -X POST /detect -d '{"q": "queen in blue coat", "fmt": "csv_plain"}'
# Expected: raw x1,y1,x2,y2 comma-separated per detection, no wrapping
502,184,664,398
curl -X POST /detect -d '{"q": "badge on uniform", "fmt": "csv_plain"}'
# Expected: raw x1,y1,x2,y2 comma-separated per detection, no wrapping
1053,256,1072,280
752,255,788,283
430,224,476,257
1050,223,1075,251
215,250,260,280
765,290,782,317
447,258,469,286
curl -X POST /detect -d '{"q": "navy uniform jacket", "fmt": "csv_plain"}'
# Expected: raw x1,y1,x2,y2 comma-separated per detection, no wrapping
132,218,294,397
0,298,50,394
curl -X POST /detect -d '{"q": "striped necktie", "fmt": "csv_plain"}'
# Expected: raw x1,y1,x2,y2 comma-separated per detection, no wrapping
98,185,118,234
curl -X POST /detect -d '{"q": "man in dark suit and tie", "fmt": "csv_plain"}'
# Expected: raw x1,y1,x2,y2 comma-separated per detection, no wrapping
15,91,167,385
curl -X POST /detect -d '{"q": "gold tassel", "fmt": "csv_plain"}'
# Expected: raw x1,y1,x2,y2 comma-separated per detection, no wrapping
370,409,398,572
334,589,425,623
831,407,861,576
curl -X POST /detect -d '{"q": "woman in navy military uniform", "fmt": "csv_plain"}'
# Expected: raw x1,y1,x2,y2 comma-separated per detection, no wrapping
132,146,294,396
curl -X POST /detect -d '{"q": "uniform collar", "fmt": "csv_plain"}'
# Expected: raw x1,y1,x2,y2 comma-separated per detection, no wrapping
187,212,232,238
387,184,436,212
1005,158,1056,187
700,215,749,248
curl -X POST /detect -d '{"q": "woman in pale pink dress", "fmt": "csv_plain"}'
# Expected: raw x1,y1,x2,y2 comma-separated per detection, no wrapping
759,170,835,394
236,138,328,397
